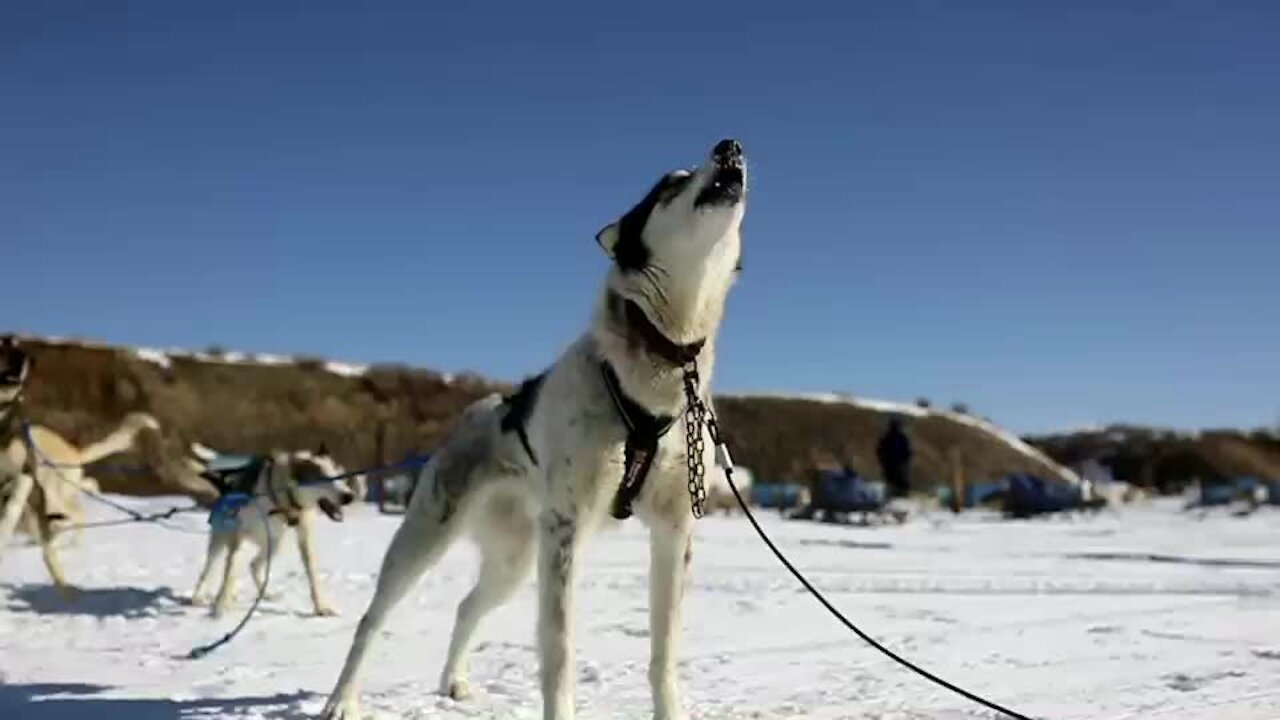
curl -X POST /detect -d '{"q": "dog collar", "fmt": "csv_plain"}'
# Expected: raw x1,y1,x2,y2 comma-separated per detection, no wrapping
600,361,677,520
608,292,705,367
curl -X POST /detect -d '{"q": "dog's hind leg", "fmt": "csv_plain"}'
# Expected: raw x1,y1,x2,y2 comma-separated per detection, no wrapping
321,494,462,720
34,515,76,600
323,397,509,720
0,474,34,562
439,492,535,701
191,530,232,606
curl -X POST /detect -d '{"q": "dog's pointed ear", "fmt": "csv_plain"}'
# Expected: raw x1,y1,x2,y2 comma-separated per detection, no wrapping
595,222,620,258
316,441,329,457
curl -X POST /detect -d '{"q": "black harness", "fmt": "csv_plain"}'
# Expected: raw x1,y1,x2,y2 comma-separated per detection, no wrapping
600,360,677,519
201,456,302,526
499,373,546,467
498,293,707,521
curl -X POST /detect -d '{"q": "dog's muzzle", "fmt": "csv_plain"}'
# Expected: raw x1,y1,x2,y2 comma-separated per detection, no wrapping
695,138,746,208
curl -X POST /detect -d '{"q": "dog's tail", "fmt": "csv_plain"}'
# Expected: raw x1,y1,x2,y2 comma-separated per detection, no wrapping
77,412,161,466
189,442,218,463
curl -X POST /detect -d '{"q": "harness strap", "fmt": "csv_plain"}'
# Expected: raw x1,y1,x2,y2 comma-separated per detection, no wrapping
262,457,303,526
601,361,677,520
500,372,546,466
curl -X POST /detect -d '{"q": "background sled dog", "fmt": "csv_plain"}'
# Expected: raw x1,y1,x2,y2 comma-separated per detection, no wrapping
322,139,747,720
0,335,160,598
188,445,360,617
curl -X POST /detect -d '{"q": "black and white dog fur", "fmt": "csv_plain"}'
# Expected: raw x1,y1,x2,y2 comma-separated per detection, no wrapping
187,446,360,618
321,139,747,720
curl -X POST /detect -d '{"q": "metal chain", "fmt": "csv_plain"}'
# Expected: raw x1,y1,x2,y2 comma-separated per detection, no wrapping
682,362,708,519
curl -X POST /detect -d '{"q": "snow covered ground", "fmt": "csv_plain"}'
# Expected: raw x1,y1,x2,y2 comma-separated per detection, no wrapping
3,497,1279,719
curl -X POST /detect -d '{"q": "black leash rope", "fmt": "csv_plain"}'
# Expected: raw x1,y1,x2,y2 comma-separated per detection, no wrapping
20,421,431,536
21,422,207,534
681,376,1038,720
14,419,436,659
68,504,206,533
187,487,273,660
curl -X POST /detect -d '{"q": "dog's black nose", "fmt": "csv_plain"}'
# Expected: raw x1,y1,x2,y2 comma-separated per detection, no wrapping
340,492,355,505
45,513,68,523
713,138,743,162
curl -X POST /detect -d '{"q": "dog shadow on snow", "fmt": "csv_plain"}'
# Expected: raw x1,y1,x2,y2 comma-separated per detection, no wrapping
1,583,188,618
0,683,318,720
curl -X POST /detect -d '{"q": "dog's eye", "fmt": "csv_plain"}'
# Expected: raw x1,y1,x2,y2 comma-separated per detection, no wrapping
657,173,692,203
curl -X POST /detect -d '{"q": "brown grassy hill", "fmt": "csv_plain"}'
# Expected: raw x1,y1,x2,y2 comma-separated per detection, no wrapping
713,394,1077,489
17,338,501,499
13,336,1080,501
1027,426,1280,493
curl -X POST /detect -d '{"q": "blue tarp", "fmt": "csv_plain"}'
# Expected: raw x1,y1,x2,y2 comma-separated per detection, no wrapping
1198,481,1238,507
935,479,1007,509
1198,476,1278,507
814,469,885,512
1004,473,1084,517
752,483,806,509
1268,481,1280,506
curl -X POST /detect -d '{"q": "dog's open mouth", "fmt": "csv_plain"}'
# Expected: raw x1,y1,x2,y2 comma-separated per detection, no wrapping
317,497,345,522
695,139,746,208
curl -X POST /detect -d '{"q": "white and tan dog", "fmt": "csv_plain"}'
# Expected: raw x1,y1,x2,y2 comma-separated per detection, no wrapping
0,335,160,597
322,139,748,720
188,445,360,618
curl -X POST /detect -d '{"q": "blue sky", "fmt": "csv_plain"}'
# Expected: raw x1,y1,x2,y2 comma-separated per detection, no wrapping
2,2,1277,434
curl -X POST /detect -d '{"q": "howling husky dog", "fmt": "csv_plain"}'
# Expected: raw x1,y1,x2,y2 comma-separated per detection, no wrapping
187,445,361,617
0,335,161,598
321,139,747,720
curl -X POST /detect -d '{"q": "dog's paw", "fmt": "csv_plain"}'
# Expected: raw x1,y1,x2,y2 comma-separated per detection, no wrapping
56,585,80,602
440,677,471,701
318,696,360,720
188,594,210,607
314,603,340,617
210,601,232,619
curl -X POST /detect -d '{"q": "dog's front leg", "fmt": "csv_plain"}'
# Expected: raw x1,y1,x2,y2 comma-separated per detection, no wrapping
649,524,692,720
295,511,338,616
0,473,34,561
538,508,579,720
33,513,77,600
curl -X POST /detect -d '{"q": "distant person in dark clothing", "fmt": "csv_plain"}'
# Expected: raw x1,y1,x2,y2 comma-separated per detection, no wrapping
877,417,913,500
